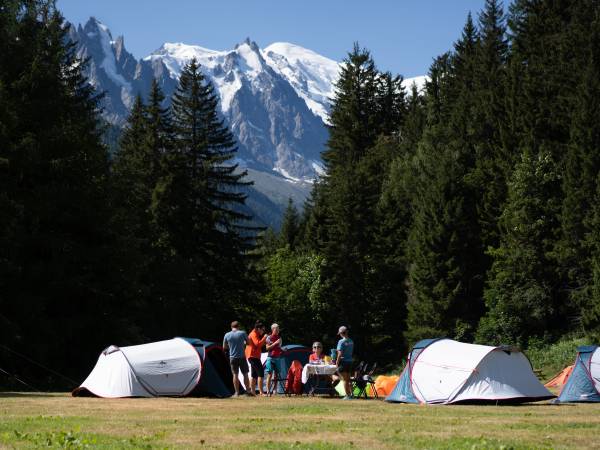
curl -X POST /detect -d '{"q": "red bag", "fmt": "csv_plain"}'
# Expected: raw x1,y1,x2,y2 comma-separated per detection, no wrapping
285,360,304,395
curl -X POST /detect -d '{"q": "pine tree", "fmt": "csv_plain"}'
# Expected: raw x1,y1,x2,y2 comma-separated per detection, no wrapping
404,16,485,344
306,44,406,362
279,198,300,249
150,58,256,337
322,44,382,169
477,149,561,345
0,0,133,385
559,4,600,338
477,0,583,344
471,0,511,251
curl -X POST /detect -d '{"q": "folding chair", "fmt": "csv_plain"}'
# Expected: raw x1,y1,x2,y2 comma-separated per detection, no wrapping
352,362,379,399
350,361,366,397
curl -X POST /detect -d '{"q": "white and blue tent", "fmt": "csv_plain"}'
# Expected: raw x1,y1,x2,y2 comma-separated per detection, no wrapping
386,338,553,404
555,345,600,403
72,338,234,398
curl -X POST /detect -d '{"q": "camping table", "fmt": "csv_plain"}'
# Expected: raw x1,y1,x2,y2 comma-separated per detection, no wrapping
302,364,338,395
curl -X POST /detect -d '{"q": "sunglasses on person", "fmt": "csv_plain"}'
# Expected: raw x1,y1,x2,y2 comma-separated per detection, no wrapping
313,346,322,349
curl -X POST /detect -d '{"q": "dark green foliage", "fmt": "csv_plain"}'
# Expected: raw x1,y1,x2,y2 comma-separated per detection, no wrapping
261,247,325,344
404,15,486,345
560,4,600,339
279,198,300,249
477,149,561,345
5,0,600,388
303,44,408,363
478,0,599,344
147,58,258,338
0,0,135,387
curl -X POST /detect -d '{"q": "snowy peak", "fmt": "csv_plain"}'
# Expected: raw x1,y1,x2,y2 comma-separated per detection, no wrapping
262,42,339,121
403,75,428,93
145,38,274,113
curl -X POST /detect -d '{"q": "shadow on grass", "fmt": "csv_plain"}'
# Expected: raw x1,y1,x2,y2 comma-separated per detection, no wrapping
0,391,64,398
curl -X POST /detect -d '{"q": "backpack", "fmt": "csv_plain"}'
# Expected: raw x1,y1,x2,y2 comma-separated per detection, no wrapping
285,360,304,395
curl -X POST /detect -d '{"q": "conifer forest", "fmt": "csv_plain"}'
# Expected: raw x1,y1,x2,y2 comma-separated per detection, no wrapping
3,0,600,388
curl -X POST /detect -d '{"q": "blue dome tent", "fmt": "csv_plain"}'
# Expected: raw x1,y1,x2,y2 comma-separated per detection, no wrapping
555,345,600,403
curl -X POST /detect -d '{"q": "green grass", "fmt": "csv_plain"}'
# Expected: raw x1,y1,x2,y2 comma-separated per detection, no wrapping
1,393,600,449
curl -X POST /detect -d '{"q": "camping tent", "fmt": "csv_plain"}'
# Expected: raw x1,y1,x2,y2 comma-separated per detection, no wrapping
72,337,234,398
386,338,553,404
544,365,573,389
555,346,600,403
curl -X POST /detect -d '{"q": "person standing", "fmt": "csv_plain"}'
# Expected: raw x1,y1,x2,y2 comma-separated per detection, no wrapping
246,320,267,395
223,321,254,397
335,325,354,400
265,323,283,396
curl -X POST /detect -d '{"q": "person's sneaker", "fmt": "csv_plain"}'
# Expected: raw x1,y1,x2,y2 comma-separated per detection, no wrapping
342,395,353,400
246,391,256,397
232,393,239,398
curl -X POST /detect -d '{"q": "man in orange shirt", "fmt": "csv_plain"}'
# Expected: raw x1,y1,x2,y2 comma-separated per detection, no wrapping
245,320,267,395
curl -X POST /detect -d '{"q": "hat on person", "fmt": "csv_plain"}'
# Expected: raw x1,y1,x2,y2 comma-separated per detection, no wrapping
338,325,348,335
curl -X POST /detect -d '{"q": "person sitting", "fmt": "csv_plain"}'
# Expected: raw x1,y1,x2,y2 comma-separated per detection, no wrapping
309,341,327,364
307,341,334,395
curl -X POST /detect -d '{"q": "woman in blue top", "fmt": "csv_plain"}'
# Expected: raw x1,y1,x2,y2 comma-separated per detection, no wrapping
335,325,354,400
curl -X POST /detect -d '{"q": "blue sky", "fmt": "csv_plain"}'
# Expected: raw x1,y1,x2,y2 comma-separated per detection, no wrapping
57,0,493,78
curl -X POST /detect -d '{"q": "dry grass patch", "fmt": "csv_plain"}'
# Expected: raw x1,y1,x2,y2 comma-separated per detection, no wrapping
1,393,600,449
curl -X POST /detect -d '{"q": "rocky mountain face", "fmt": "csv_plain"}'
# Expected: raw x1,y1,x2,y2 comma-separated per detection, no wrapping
67,17,426,227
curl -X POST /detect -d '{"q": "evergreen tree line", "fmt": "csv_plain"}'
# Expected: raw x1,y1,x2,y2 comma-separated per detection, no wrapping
261,0,600,365
0,0,259,388
3,0,600,388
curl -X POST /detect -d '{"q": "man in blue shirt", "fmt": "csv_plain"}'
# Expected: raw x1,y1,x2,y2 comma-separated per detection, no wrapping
223,321,254,397
335,325,354,400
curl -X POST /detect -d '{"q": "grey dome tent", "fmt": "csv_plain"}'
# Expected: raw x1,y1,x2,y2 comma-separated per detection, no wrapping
72,337,234,398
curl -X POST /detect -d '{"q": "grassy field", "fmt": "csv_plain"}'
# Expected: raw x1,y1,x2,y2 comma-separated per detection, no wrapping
1,393,600,449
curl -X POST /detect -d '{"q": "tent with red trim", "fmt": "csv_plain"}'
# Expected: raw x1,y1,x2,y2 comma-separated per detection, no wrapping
386,338,553,404
72,337,234,398
554,346,600,403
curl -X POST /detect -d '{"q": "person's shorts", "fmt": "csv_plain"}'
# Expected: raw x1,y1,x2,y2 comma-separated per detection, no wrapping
230,357,249,375
248,357,264,378
338,361,353,374
265,357,281,374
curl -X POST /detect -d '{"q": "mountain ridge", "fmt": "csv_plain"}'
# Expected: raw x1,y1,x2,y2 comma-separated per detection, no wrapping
67,17,426,228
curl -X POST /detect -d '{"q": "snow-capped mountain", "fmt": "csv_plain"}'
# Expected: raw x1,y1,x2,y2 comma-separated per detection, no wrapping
263,42,339,123
67,17,426,227
143,38,328,182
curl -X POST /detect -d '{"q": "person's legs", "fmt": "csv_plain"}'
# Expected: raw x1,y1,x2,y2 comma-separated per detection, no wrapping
256,358,265,395
249,358,257,394
265,357,274,395
230,358,241,396
342,371,351,397
257,376,264,395
232,374,240,395
239,358,253,396
339,362,353,399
